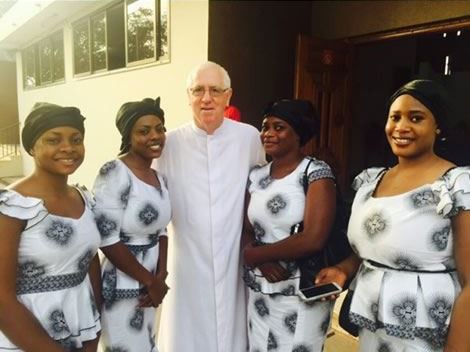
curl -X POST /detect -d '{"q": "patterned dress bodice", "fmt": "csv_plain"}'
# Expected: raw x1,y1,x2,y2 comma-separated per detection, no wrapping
349,168,456,271
348,166,470,349
93,159,171,247
0,186,101,349
93,159,171,305
243,157,335,295
0,187,100,295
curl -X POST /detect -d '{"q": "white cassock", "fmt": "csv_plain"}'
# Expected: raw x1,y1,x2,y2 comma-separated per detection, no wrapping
154,118,265,352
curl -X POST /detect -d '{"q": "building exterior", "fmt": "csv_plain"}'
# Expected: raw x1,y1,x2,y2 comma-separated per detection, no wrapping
2,0,470,188
0,0,208,187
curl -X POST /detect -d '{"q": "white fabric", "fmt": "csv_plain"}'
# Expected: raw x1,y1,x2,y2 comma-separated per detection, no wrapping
154,118,265,352
359,327,437,352
243,157,334,295
0,187,101,350
93,159,171,352
247,290,333,352
243,157,335,352
348,166,470,350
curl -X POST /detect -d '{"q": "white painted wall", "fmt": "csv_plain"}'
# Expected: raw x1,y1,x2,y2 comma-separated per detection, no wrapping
16,0,209,188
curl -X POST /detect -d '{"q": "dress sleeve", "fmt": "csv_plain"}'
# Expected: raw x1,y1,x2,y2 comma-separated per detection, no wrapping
306,158,335,184
74,184,95,208
247,164,265,192
92,160,131,247
351,167,386,191
0,190,48,229
432,166,470,218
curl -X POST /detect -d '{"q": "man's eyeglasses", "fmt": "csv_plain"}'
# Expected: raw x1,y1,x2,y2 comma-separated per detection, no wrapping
189,86,229,98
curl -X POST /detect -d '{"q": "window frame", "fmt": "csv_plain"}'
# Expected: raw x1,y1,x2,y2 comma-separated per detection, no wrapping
71,0,169,77
21,30,65,90
72,17,92,77
38,36,53,85
90,11,108,73
124,0,158,67
22,45,38,89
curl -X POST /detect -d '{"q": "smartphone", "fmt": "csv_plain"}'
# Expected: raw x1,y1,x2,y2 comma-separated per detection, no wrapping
298,282,342,302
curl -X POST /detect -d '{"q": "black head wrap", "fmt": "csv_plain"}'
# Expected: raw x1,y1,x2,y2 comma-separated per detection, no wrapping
21,102,85,155
262,99,320,146
388,79,451,139
115,97,165,154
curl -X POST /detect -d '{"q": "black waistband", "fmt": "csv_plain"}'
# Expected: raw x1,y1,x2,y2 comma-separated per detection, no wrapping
366,259,456,274
17,270,87,295
124,235,159,254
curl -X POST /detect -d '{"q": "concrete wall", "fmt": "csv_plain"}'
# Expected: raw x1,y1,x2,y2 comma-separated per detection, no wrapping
311,0,470,39
16,0,209,188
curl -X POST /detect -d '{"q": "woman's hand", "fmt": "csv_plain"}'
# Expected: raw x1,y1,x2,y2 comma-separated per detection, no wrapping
140,273,169,308
258,262,290,283
314,266,348,300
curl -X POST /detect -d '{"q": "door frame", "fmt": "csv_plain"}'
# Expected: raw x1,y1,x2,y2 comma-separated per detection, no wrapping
294,15,470,191
345,15,470,45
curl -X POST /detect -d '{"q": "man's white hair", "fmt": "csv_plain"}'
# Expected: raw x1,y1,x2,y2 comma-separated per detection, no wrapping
186,61,231,89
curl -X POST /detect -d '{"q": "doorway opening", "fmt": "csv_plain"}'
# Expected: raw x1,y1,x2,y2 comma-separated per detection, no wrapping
347,25,470,196
295,18,470,194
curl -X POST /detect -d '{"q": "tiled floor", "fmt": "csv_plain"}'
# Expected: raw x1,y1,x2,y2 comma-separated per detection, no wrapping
324,292,359,352
324,328,358,352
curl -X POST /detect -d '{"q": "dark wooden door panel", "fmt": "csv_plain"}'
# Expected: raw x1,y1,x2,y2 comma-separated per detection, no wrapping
294,34,353,191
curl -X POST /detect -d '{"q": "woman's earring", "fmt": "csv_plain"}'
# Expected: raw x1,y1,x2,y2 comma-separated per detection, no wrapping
436,129,441,135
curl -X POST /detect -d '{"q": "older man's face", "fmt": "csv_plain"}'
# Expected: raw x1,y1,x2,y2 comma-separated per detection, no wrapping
187,67,232,134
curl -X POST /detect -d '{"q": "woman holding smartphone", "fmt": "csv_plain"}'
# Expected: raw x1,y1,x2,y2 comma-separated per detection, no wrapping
0,103,101,351
317,80,470,351
242,99,339,352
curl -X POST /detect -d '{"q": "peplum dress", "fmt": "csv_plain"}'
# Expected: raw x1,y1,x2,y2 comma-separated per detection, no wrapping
243,157,336,352
347,167,470,351
93,159,171,352
0,186,101,351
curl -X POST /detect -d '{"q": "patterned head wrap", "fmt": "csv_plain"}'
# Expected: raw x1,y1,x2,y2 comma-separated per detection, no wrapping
115,97,165,154
21,102,85,155
262,99,320,146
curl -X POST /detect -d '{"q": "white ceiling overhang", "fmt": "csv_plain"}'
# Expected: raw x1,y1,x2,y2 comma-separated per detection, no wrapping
0,0,108,50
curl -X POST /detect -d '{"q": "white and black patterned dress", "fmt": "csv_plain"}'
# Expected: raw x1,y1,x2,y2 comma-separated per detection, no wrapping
0,187,101,351
93,159,171,352
348,167,470,352
243,157,335,352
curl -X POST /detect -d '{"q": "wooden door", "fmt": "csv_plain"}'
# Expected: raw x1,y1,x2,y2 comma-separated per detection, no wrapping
294,34,353,192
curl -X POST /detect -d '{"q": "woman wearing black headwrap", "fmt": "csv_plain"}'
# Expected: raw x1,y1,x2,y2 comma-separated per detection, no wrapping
92,97,170,352
316,80,470,351
0,103,102,351
241,99,339,351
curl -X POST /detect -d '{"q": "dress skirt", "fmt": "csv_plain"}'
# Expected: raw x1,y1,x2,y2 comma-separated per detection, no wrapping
247,290,333,352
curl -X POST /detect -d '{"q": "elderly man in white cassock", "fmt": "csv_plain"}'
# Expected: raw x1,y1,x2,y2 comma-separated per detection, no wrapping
154,61,265,352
